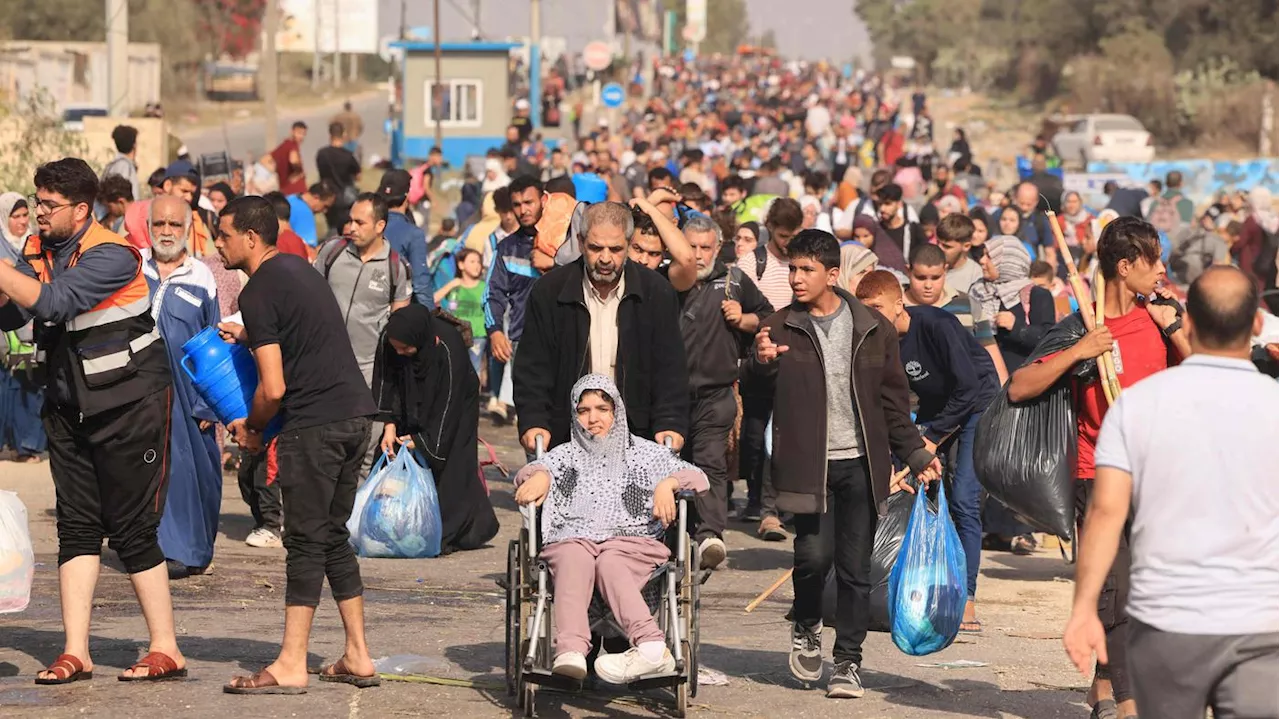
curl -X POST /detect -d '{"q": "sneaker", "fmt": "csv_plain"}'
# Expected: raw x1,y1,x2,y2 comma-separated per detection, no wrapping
826,660,865,698
487,397,509,424
245,527,283,548
551,651,587,681
699,537,727,571
593,646,676,684
789,621,824,683
758,515,788,542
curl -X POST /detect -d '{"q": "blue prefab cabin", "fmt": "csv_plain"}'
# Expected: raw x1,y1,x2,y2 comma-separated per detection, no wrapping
390,40,520,168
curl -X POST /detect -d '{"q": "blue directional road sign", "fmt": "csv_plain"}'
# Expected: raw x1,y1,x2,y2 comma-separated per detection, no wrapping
601,82,625,109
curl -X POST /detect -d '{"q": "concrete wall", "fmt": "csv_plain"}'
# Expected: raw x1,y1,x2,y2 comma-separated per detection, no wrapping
403,51,510,139
82,117,168,182
0,41,162,113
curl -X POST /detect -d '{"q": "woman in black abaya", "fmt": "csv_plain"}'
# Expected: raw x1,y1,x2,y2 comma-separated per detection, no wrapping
373,304,499,554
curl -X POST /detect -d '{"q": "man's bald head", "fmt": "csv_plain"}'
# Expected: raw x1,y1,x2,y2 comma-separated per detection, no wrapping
1186,265,1260,352
150,194,190,222
1015,182,1039,214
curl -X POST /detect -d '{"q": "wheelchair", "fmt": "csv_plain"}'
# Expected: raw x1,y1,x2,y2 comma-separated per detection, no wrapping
502,442,704,717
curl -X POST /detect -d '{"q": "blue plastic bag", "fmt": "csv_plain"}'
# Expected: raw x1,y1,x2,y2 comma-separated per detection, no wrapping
347,450,443,559
886,482,967,656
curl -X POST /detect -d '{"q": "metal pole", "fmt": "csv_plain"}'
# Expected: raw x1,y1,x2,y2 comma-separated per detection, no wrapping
433,0,443,148
332,0,341,88
311,0,321,88
530,0,541,129
106,0,129,115
263,0,280,148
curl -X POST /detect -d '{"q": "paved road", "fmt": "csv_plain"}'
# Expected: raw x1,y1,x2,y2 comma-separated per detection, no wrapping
179,93,391,173
0,420,1088,718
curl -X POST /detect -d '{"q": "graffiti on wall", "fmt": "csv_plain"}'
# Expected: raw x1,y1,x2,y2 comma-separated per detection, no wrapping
1085,158,1279,207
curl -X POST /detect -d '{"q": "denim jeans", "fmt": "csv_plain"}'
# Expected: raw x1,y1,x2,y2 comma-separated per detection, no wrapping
947,412,983,600
468,337,487,378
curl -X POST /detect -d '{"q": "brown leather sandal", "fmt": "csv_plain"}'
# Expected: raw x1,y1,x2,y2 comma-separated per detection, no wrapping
35,654,92,685
223,668,307,695
318,658,381,688
118,651,188,682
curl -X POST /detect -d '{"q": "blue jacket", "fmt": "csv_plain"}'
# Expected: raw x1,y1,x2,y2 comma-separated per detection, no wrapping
483,228,538,342
899,305,999,443
384,211,433,308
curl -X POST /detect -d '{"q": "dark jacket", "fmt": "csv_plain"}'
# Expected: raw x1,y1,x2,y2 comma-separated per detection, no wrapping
383,211,432,308
750,288,933,516
995,284,1056,371
676,262,773,392
514,259,689,448
483,228,538,342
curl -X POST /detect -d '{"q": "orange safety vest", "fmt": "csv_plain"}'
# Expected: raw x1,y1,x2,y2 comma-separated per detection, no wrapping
24,221,169,416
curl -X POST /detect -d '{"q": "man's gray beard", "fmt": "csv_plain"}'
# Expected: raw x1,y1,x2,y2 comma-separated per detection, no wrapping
696,263,716,281
152,238,186,263
588,260,623,285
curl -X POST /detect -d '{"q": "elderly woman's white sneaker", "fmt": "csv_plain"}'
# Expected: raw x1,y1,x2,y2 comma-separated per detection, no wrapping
593,646,676,684
551,651,587,680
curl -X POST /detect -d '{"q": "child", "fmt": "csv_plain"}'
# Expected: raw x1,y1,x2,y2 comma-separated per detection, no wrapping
513,374,708,684
1030,259,1074,320
434,247,487,375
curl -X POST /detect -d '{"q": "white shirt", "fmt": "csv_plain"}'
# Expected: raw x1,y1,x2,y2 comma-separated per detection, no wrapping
583,273,625,382
1094,354,1279,635
737,246,792,312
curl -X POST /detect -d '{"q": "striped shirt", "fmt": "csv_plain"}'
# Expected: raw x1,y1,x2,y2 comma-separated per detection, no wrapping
906,285,995,346
738,248,792,313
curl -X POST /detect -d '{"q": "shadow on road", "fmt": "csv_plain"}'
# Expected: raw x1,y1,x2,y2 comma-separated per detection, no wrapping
725,546,792,572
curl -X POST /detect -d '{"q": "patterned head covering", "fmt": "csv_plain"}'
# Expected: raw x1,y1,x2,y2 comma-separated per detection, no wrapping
969,235,1032,318
533,373,699,545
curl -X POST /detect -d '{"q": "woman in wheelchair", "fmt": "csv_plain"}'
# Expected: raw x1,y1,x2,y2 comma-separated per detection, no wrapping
513,374,707,685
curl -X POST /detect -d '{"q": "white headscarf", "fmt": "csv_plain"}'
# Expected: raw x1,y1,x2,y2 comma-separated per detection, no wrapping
1249,187,1278,235
481,158,511,194
0,191,30,253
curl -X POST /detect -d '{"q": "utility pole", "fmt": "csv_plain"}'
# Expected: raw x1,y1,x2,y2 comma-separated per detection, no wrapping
529,0,541,128
263,0,279,148
106,0,129,115
433,0,443,147
332,0,341,88
471,0,482,39
311,0,321,88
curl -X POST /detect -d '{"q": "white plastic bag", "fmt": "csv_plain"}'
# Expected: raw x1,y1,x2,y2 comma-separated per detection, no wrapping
0,490,35,613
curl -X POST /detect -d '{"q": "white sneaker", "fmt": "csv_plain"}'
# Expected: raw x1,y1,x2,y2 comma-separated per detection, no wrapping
593,646,676,684
245,527,282,548
551,651,587,680
699,537,727,570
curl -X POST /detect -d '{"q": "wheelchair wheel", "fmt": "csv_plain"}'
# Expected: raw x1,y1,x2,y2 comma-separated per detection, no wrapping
521,684,537,717
681,536,701,698
504,539,521,696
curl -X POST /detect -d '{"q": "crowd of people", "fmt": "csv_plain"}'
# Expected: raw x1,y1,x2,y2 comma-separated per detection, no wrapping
0,49,1275,717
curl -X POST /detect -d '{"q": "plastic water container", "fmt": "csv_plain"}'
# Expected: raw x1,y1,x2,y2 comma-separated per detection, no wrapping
179,327,281,439
571,173,609,203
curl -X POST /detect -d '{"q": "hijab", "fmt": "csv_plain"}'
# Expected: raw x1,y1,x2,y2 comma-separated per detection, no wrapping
853,213,906,271
969,235,1032,318
481,158,511,194
0,192,30,253
1061,190,1091,226
532,373,697,545
834,167,862,210
208,181,236,204
837,242,877,291
382,304,439,425
462,191,501,253
1249,186,1279,235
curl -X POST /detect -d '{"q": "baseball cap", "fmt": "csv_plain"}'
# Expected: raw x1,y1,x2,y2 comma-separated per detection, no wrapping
515,98,531,111
377,169,412,199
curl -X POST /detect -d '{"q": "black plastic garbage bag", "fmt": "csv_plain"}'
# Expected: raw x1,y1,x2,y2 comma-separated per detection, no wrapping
974,313,1095,539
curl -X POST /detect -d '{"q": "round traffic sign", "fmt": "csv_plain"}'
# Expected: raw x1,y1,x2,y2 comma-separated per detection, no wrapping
600,82,625,109
582,41,612,72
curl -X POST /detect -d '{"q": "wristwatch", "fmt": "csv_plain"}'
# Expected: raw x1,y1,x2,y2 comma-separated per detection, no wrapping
1161,318,1183,339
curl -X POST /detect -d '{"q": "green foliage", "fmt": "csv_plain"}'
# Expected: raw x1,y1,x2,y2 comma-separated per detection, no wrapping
668,0,751,56
0,90,95,196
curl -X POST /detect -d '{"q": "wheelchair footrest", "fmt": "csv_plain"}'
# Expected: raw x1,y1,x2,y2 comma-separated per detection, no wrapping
626,672,688,691
521,669,585,692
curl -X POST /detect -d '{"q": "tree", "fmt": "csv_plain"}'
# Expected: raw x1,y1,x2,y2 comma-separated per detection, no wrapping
668,0,750,56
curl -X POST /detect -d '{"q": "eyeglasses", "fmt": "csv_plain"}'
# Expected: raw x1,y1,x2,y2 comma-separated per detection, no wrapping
28,196,74,215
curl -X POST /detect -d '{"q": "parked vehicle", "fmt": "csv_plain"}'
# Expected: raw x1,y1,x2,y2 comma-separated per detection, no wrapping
1051,114,1156,167
61,104,108,132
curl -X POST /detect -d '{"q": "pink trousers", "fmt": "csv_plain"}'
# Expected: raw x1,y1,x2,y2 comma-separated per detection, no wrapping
540,536,670,656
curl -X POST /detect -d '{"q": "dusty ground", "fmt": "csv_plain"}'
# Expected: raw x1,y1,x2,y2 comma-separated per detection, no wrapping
0,419,1090,719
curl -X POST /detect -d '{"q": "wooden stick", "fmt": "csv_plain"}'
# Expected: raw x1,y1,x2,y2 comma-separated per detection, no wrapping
1046,211,1096,333
744,568,793,614
1093,270,1117,407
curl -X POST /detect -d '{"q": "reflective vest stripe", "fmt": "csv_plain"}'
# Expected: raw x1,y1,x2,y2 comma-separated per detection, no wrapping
80,326,161,376
66,295,151,332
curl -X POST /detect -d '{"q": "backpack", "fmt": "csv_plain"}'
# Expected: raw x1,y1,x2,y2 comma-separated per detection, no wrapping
752,243,769,281
319,238,407,306
1147,193,1185,234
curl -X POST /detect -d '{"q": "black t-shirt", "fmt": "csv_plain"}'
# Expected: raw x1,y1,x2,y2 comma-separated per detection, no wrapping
239,253,376,431
883,221,927,257
315,146,360,190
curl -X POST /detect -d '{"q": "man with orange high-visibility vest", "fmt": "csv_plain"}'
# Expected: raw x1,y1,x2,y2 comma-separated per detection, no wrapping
0,158,187,685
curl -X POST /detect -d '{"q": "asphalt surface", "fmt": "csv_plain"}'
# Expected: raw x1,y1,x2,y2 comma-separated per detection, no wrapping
0,415,1092,719
179,93,391,171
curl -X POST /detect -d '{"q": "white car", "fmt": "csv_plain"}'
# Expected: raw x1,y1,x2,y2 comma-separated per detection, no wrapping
1052,114,1156,167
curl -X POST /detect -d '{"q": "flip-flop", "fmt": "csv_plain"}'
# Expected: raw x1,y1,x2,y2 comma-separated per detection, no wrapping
959,619,983,634
118,651,188,682
1090,698,1119,719
35,654,93,685
318,659,381,688
223,668,307,695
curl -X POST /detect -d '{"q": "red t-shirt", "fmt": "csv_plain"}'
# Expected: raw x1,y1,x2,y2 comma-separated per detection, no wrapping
276,229,310,259
1038,306,1177,479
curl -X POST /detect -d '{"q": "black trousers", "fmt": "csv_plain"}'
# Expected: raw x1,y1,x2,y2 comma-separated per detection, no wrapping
237,440,283,532
1076,478,1132,703
737,389,773,513
682,386,737,542
274,417,370,607
46,388,173,574
792,458,877,665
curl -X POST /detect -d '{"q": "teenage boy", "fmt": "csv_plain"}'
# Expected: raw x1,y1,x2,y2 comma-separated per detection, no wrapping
751,229,940,699
935,213,984,296
856,269,999,634
905,242,1009,384
1009,216,1189,719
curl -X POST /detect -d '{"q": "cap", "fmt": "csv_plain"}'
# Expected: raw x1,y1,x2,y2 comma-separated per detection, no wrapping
377,169,412,199
515,98,531,111
164,160,199,182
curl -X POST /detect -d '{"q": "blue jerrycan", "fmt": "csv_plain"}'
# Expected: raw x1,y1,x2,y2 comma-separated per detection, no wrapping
571,172,609,203
180,327,281,439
